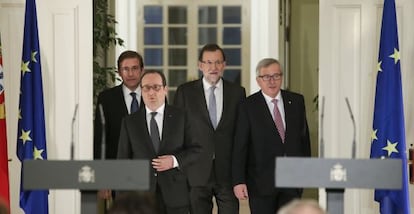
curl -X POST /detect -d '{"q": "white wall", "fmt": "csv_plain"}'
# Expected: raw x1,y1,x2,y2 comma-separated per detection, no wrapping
0,0,92,213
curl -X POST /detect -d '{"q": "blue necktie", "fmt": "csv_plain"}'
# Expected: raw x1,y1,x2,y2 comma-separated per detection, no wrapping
130,92,139,113
208,86,217,129
150,112,160,152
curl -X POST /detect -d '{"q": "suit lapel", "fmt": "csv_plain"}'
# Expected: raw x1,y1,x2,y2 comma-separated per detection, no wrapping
256,92,278,133
135,108,157,155
217,80,230,129
281,90,294,140
115,85,129,115
194,80,213,127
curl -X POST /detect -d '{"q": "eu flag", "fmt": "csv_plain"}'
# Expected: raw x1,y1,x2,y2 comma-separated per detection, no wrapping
370,0,410,213
16,0,49,213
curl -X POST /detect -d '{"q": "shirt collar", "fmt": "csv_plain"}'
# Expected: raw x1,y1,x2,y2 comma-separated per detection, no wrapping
261,90,282,104
202,78,223,91
145,103,165,115
122,84,141,96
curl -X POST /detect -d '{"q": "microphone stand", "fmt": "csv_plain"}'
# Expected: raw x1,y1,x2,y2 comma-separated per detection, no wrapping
345,97,356,159
98,104,111,211
70,104,78,160
320,96,325,158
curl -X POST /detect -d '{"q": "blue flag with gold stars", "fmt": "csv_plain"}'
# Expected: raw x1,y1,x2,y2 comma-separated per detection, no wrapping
16,0,49,213
369,0,410,213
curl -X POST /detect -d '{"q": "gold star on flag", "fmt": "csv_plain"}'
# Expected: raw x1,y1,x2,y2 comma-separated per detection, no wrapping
33,146,44,160
371,129,378,143
31,51,38,63
0,103,5,119
19,129,32,144
382,140,398,157
377,61,382,72
18,108,22,120
21,60,31,76
389,48,400,64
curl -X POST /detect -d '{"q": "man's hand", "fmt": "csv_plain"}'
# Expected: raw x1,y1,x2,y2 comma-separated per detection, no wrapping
152,155,174,171
233,184,249,200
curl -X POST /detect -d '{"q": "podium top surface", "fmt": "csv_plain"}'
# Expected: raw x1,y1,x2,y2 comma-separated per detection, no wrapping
23,160,149,190
275,157,402,189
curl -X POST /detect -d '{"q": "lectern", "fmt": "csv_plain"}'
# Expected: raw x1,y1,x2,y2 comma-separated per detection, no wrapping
23,160,150,214
275,157,402,214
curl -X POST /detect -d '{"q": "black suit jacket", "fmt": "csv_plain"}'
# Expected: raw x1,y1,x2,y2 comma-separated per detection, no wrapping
174,79,246,186
117,105,201,207
94,84,143,159
232,90,311,196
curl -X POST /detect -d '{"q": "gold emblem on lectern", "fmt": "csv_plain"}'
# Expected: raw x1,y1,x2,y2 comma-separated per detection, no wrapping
78,165,95,183
330,163,347,182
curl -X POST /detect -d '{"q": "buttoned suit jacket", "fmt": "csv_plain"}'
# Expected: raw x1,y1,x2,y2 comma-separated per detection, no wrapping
232,90,311,196
94,84,143,159
117,104,201,207
174,78,246,186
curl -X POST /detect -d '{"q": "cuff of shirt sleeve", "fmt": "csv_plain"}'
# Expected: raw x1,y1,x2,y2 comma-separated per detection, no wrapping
172,155,179,168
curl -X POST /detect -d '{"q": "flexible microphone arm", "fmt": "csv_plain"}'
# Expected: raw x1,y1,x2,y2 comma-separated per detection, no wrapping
70,104,79,160
345,97,356,159
320,96,325,158
99,104,106,160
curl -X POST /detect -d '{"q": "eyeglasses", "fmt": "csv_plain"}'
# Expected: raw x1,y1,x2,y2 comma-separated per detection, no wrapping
258,73,283,81
200,60,224,66
120,66,141,73
141,84,164,92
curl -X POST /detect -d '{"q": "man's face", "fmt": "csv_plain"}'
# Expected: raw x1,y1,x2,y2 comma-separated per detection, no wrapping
141,73,167,111
118,58,142,91
198,50,226,85
256,63,283,98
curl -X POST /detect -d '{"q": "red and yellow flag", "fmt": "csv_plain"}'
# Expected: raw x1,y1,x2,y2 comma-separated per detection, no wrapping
0,34,10,210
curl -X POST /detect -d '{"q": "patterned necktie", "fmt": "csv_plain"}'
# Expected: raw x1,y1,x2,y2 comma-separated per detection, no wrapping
208,86,217,129
130,92,139,114
272,99,285,142
150,112,160,152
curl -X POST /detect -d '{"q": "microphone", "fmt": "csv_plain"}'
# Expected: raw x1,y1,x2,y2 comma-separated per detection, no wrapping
99,104,106,160
319,96,325,158
345,97,356,159
70,104,79,160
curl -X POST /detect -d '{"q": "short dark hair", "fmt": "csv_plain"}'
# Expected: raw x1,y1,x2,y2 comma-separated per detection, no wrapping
198,44,226,62
140,70,167,86
117,50,144,71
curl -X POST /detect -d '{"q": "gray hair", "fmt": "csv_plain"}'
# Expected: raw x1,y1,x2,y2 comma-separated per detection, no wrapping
255,58,282,76
277,199,326,214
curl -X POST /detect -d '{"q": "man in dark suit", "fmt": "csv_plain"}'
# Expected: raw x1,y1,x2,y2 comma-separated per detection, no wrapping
117,70,201,214
174,44,246,214
232,58,311,214
94,50,144,200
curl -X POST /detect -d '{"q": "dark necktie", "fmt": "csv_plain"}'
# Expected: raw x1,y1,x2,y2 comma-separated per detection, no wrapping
150,112,160,152
272,99,285,143
130,92,139,113
208,86,217,129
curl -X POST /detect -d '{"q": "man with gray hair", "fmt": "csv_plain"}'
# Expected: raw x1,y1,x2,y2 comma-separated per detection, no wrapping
277,199,326,214
232,58,311,213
